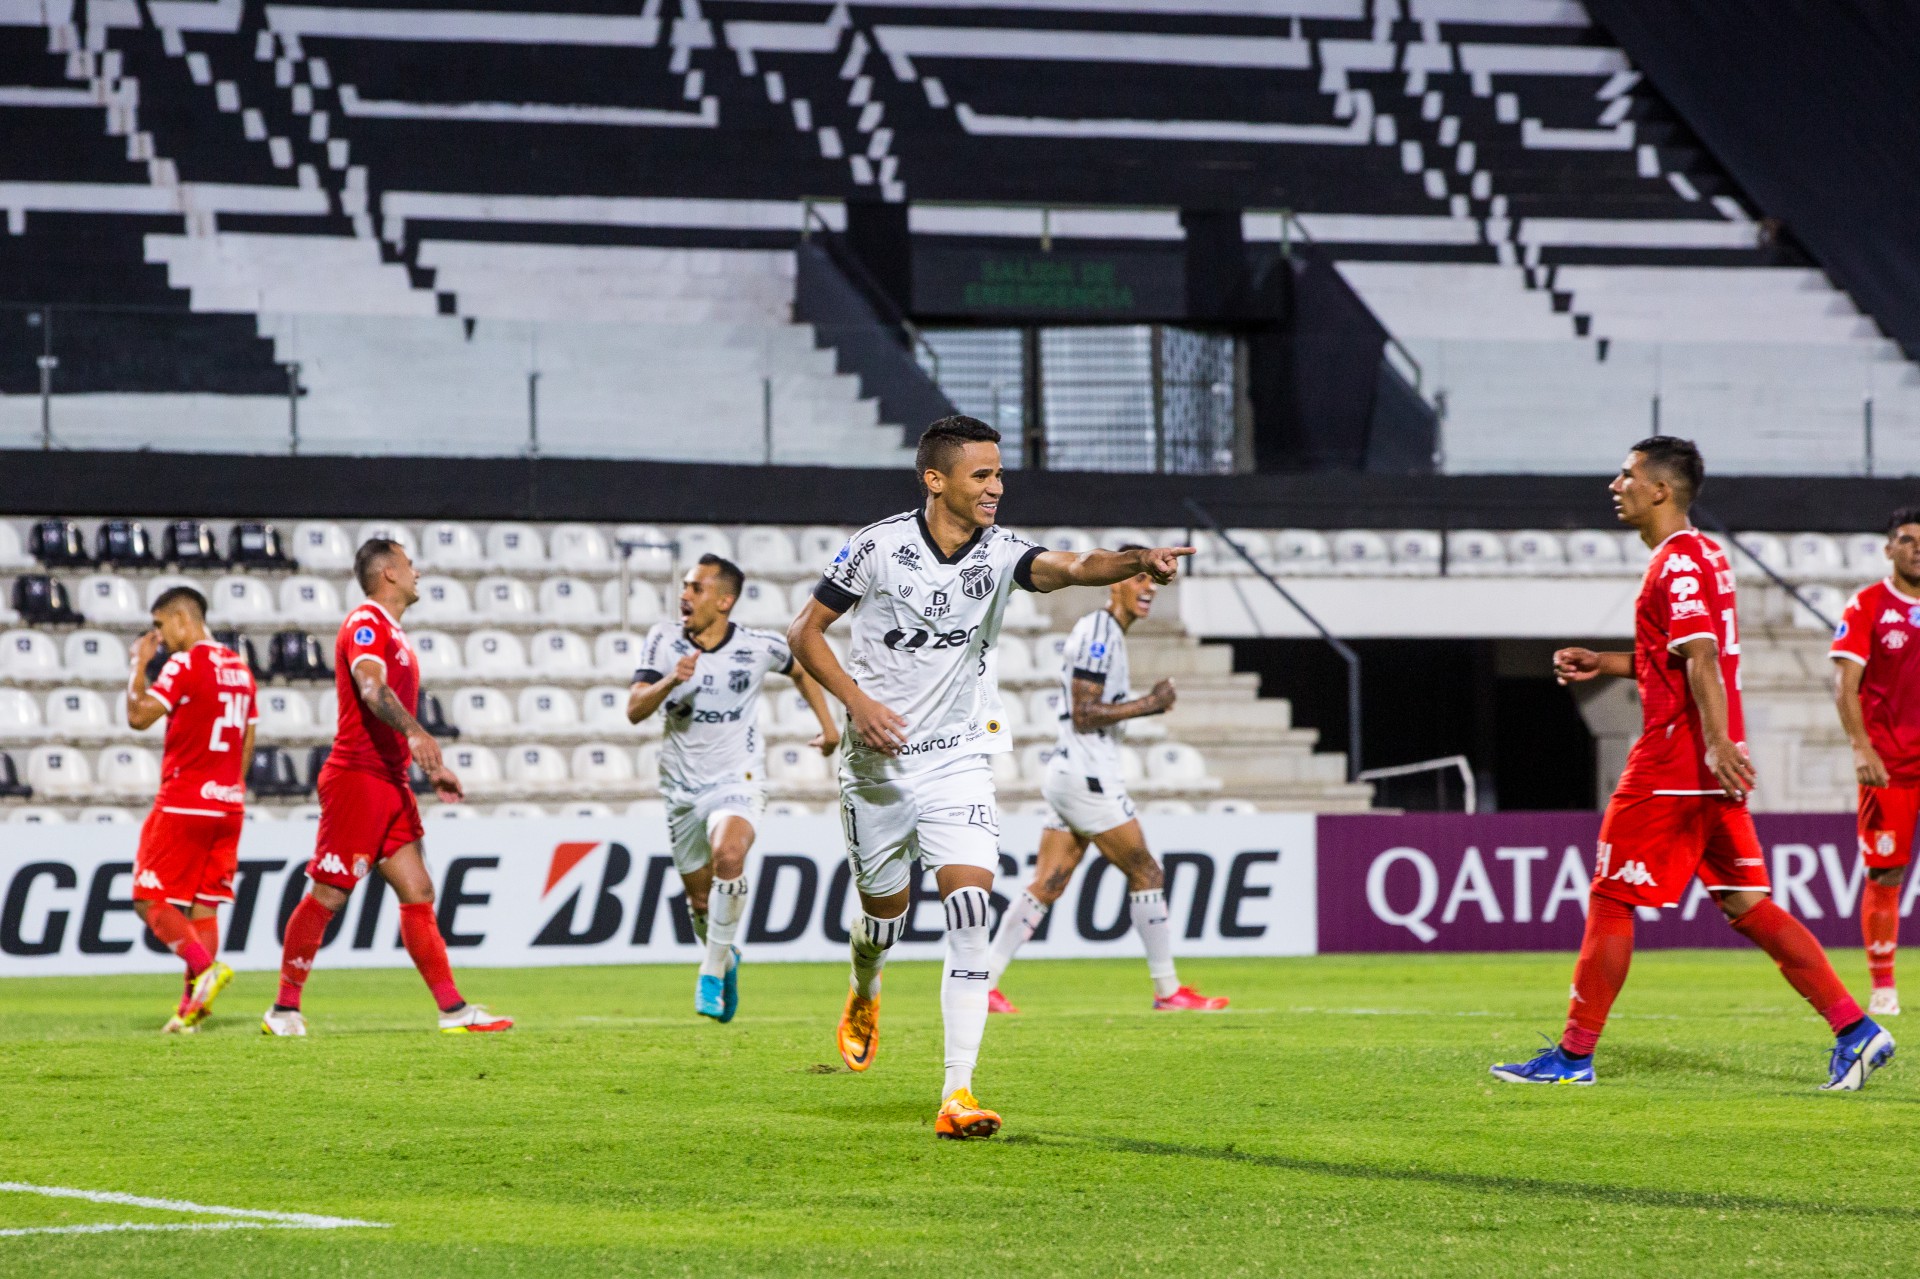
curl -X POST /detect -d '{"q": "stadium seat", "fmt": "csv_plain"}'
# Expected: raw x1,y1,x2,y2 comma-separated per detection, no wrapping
209,575,278,625
570,742,635,789
411,630,464,678
13,575,83,625
1002,589,1045,631
1844,533,1888,574
767,742,828,787
675,525,733,569
1018,743,1060,784
1143,742,1217,789
1331,530,1392,575
30,519,90,567
292,522,355,571
1211,529,1269,575
787,579,820,614
795,526,849,570
1785,533,1846,581
26,744,91,795
549,524,613,572
486,523,547,569
991,696,1028,739
427,805,480,822
593,631,646,677
2,629,62,679
278,576,342,624
416,521,486,570
79,806,136,824
45,687,110,735
357,522,416,555
444,744,503,789
63,630,127,680
95,519,157,568
449,686,515,735
411,576,474,623
1026,686,1066,728
9,806,66,824
494,802,548,819
1042,527,1097,556
530,629,592,674
247,746,309,798
140,574,202,610
1619,533,1653,571
255,688,314,735
636,745,664,788
1271,529,1333,575
0,523,31,568
613,524,674,576
1143,799,1198,816
993,634,1036,683
1102,528,1155,556
1207,798,1261,815
765,800,811,818
0,688,42,739
268,631,331,681
244,808,278,823
731,580,788,627
475,576,537,623
504,743,569,789
771,688,821,736
417,691,458,739
162,520,223,570
1445,531,1507,576
538,576,604,624
736,527,799,577
517,686,579,730
0,749,28,798
465,629,528,675
1032,632,1071,670
227,522,293,569
1794,583,1847,631
316,688,338,726
558,800,616,818
286,804,324,822
600,579,665,628
1726,531,1790,580
583,685,645,733
1506,531,1567,574
1388,531,1443,576
212,630,265,679
1566,529,1626,574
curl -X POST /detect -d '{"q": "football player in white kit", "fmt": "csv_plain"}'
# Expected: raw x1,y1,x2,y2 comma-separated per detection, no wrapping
984,556,1228,1014
787,416,1193,1139
629,553,838,1023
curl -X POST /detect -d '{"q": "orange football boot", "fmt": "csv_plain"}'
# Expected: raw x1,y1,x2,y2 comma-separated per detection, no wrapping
1153,986,1228,1011
934,1088,1001,1140
837,990,880,1072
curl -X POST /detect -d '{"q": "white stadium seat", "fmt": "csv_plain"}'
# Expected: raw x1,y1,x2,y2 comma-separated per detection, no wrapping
613,524,674,576
75,574,147,624
1619,532,1653,571
1002,589,1044,631
255,688,314,735
773,688,826,736
464,629,527,675
1026,686,1065,729
593,631,646,677
444,744,502,788
1011,799,1055,818
991,696,1028,738
1272,529,1333,574
1102,528,1155,555
1332,530,1392,575
209,574,278,625
583,685,646,733
416,521,485,570
292,521,354,571
1566,529,1626,574
144,574,206,609
79,806,136,824
63,630,127,680
1727,531,1789,579
1143,742,1216,789
429,805,480,822
27,744,92,796
549,524,613,572
626,797,667,821
993,634,1036,683
1032,631,1071,670
99,745,161,795
736,527,799,577
410,576,473,623
0,522,30,568
1786,532,1846,581
539,576,604,624
1143,799,1198,816
570,742,634,788
1388,530,1443,576
1207,798,1261,815
410,630,464,678
558,800,617,818
2,630,62,678
674,525,733,569
767,742,828,786
1117,745,1148,786
600,579,665,628
530,629,593,674
516,686,579,730
449,686,515,734
505,743,570,788
766,800,811,818
1445,531,1507,575
1506,530,1567,574
486,523,547,569
286,803,323,821
494,802,547,819
1794,583,1847,632
357,522,415,555
0,688,42,738
244,807,277,822
474,576,537,622
1212,529,1269,575
795,526,849,571
45,687,110,734
9,806,67,824
731,580,788,628
1042,526,1096,555
1018,743,1059,783
787,579,819,614
316,687,338,726
278,576,343,624
1844,532,1887,574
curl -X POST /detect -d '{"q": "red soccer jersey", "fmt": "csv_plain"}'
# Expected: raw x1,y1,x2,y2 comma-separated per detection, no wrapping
1616,528,1747,797
145,640,257,814
1830,579,1920,784
328,601,419,783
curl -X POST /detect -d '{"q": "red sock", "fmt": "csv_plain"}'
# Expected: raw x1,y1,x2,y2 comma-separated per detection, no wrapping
193,912,219,957
399,902,463,1012
145,903,213,978
1732,898,1864,1033
1562,894,1635,1056
277,895,335,1010
1863,879,1901,991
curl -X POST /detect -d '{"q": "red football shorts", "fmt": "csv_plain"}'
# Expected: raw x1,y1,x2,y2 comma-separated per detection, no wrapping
1858,784,1920,871
133,809,243,906
309,765,423,891
1592,793,1771,909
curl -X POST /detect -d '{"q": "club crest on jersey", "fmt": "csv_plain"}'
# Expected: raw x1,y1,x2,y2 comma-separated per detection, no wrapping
960,564,994,600
353,625,375,645
729,669,750,693
892,544,921,571
1887,630,1909,650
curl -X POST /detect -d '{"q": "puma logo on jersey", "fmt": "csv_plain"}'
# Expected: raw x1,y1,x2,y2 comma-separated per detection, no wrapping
135,869,163,889
316,853,349,876
1608,860,1657,887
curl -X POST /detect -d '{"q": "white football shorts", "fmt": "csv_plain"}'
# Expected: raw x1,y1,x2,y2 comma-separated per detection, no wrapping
1041,756,1137,839
837,752,1000,897
665,780,765,875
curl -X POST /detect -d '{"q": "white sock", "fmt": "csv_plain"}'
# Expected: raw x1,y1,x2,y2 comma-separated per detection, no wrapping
987,890,1049,987
700,875,748,978
1131,889,1180,998
850,909,905,1000
941,886,992,1098
688,908,708,946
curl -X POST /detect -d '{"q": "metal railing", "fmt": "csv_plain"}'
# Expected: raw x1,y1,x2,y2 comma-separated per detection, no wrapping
1183,498,1363,782
1358,754,1476,814
1693,505,1837,631
1263,207,1425,400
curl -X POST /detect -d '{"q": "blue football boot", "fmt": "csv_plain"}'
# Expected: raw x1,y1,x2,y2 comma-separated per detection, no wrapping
696,972,726,1020
1821,1017,1895,1092
1490,1039,1596,1086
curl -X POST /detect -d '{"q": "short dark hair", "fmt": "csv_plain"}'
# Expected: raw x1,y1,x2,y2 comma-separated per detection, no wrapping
916,415,1001,488
150,585,207,618
354,537,403,594
1888,507,1920,536
1629,435,1705,504
697,553,744,598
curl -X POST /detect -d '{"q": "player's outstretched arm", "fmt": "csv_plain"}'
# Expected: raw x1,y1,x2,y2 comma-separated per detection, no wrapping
1551,647,1633,684
1678,636,1755,800
1070,676,1176,734
787,599,906,755
1025,545,1194,594
627,653,697,723
1834,657,1890,787
788,662,842,756
124,630,167,730
352,658,463,802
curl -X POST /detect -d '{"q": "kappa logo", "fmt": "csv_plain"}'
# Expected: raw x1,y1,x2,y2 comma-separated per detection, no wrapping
1870,940,1899,956
960,563,994,600
135,869,163,889
315,853,348,876
1608,859,1657,887
1883,609,1904,626
1664,554,1700,575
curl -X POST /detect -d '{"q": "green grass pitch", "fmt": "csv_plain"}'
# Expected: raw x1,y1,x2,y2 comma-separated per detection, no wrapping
2,951,1916,1277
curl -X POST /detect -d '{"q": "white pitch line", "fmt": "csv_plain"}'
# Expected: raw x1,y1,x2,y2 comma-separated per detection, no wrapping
0,1183,388,1232
0,1222,285,1237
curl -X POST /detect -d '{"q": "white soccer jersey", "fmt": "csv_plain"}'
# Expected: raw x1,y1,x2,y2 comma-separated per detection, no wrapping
1053,607,1132,781
634,622,793,795
814,509,1043,779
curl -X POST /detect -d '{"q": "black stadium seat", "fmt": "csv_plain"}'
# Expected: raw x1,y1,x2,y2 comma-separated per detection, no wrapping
162,520,223,569
95,519,157,568
247,746,310,799
29,519,89,568
408,762,434,796
0,750,31,799
268,630,332,682
212,629,265,679
11,575,84,626
418,690,459,739
305,744,331,786
228,522,295,569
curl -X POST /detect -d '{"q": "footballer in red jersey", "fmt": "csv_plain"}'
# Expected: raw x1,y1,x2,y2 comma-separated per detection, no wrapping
126,585,252,1032
1492,437,1891,1091
1831,506,1920,1015
263,537,511,1037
